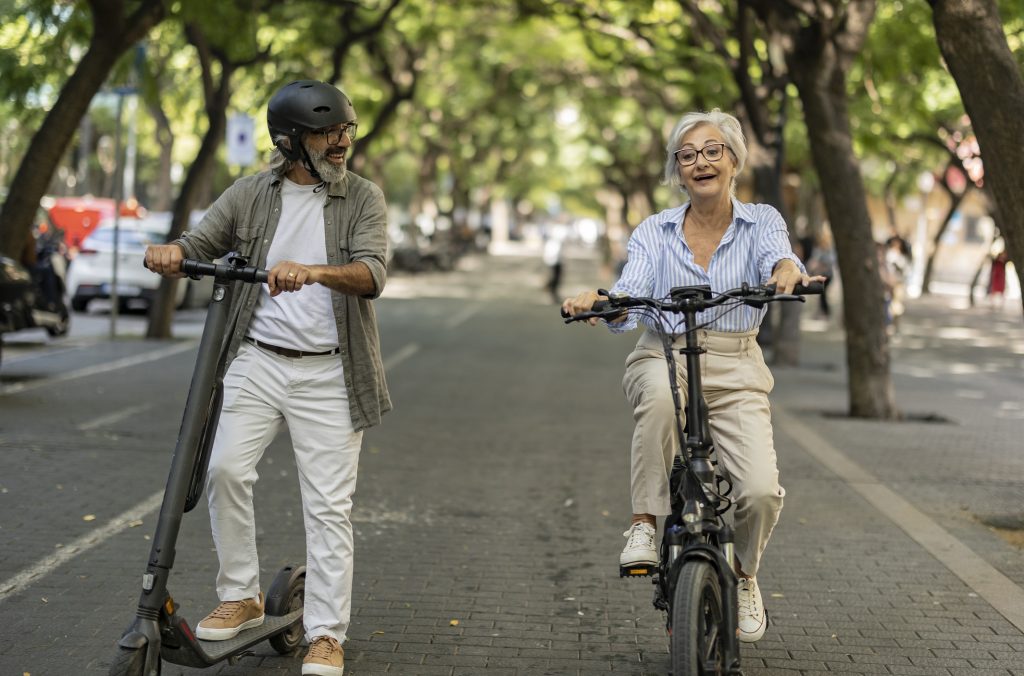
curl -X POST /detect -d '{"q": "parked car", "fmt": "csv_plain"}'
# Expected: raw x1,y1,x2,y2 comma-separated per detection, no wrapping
66,212,212,312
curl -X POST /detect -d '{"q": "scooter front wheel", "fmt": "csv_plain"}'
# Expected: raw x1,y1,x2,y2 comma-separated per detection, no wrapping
266,565,306,655
670,560,725,676
108,646,159,676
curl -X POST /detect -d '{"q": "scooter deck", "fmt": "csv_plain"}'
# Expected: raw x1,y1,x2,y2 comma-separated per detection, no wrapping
163,609,303,665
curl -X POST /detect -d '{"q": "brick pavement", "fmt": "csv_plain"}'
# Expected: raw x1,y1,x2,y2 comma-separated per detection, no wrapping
1,247,1022,675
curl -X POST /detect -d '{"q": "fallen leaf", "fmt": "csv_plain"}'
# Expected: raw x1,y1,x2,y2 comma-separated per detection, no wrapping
449,619,460,626
563,498,574,508
41,598,47,603
372,630,385,635
600,510,610,517
770,593,784,598
127,519,144,528
82,514,96,522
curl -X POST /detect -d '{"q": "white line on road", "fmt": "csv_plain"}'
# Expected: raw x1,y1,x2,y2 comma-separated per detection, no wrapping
775,407,1024,634
384,343,419,370
77,403,155,431
0,492,164,605
445,306,480,330
0,342,422,604
0,341,198,396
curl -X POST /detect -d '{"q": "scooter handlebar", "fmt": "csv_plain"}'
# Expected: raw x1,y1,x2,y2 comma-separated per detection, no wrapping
180,259,269,284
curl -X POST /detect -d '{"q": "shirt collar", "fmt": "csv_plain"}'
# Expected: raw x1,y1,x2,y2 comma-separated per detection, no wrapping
271,167,350,198
666,197,755,230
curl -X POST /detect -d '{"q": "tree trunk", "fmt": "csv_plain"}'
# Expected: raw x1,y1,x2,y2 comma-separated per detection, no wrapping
780,2,898,418
0,0,164,258
146,30,237,339
920,187,966,294
930,0,1024,318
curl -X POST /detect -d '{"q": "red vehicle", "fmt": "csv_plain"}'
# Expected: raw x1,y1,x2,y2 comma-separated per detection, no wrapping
44,196,145,251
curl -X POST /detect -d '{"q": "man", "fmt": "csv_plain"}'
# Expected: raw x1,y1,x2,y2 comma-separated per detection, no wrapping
145,79,390,676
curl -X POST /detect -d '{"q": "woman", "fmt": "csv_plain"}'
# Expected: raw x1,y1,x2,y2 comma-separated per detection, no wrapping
563,109,823,643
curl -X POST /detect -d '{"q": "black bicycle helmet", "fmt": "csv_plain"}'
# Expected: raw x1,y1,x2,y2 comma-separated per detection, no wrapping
267,80,356,162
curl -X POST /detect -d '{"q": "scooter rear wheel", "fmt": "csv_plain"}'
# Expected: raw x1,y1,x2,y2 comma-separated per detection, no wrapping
266,565,305,655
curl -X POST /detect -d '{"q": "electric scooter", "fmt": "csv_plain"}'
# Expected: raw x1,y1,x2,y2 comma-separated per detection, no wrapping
109,254,306,676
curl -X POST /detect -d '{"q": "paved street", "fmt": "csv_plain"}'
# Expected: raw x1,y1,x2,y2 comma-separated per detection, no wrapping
1,245,1023,675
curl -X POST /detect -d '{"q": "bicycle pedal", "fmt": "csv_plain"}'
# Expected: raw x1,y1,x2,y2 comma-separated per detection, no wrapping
619,563,656,578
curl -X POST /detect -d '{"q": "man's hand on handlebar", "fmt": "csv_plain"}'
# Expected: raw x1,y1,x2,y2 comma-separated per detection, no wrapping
769,259,827,295
144,244,186,278
267,261,319,297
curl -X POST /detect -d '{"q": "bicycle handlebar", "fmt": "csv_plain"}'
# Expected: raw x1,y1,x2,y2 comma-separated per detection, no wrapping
562,281,824,323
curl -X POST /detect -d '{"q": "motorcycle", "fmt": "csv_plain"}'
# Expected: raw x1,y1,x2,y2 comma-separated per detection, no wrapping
0,230,71,368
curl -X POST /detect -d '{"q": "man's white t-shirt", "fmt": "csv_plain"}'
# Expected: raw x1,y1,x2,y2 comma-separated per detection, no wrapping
247,178,341,351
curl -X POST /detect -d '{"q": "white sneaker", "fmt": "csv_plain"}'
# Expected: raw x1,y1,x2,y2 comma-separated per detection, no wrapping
619,522,658,567
737,577,767,642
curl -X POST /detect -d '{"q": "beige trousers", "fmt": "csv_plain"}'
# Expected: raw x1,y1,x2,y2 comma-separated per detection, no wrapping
622,329,784,577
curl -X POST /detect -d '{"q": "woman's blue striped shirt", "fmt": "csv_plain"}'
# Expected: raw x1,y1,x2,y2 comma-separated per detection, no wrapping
608,198,804,334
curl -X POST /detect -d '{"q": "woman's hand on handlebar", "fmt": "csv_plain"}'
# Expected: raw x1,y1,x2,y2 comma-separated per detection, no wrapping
144,244,186,278
267,260,318,297
562,290,606,326
769,259,827,295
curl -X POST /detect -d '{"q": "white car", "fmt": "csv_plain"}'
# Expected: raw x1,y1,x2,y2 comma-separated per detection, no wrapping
67,212,213,312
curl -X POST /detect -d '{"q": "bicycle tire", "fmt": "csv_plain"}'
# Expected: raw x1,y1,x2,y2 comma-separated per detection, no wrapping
670,560,725,676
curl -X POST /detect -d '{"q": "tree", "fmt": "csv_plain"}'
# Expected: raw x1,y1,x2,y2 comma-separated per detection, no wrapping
750,0,897,418
0,0,165,258
929,0,1024,317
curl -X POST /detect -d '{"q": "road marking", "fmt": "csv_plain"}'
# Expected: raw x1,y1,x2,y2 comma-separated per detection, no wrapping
445,306,479,330
384,343,419,370
77,403,155,431
0,342,422,603
775,407,1024,634
0,341,198,396
0,491,164,605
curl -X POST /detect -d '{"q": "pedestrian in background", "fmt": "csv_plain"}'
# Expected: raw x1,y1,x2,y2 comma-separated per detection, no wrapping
543,225,566,304
562,108,824,644
144,79,390,676
884,234,911,335
988,249,1009,310
806,229,835,319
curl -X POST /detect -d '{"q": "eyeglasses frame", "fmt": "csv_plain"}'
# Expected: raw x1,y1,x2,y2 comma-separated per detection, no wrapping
674,142,729,167
311,122,358,145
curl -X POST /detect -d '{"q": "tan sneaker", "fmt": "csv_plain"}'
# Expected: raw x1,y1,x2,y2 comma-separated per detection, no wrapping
195,593,264,641
302,636,344,676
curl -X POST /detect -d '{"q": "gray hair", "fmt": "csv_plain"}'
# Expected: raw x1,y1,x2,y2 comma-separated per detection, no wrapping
663,108,747,196
268,133,299,174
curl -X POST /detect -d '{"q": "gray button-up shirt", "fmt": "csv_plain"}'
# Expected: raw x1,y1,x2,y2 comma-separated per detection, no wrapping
173,168,392,431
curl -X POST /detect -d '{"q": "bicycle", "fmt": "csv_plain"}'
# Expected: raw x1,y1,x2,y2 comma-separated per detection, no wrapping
564,281,821,676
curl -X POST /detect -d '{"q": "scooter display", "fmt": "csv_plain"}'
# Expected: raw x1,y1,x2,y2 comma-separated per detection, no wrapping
109,254,305,676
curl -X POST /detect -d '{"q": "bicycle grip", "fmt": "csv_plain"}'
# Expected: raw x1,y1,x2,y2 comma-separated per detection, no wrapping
790,281,824,295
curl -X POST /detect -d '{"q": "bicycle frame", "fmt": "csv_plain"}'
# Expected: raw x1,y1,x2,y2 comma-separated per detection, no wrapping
650,286,742,675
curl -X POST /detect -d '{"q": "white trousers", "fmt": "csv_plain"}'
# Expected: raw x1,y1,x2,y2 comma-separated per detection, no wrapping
206,342,362,643
622,329,784,577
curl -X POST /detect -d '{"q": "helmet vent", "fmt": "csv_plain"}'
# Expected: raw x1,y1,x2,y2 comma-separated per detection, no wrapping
314,106,331,112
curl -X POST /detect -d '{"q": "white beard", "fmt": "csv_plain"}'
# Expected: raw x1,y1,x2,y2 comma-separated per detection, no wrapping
304,144,347,183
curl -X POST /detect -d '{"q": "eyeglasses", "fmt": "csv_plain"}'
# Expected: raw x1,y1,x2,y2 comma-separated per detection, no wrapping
674,142,728,166
312,122,358,145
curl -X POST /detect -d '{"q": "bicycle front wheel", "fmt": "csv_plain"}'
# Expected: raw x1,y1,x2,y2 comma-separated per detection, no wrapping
670,560,725,676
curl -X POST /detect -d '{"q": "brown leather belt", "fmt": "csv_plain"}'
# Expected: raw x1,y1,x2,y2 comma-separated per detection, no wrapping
245,337,340,358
